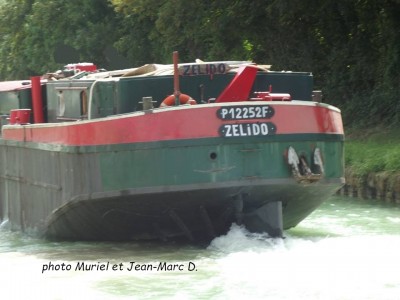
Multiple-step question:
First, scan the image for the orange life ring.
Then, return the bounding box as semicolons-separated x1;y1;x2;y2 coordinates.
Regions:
160;94;197;107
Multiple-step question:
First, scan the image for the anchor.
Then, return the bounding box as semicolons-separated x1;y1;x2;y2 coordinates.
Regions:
287;146;324;184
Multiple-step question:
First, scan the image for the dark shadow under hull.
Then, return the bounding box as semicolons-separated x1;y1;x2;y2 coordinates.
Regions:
44;179;343;242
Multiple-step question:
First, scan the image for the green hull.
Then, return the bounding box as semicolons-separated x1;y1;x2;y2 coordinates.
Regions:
0;134;344;241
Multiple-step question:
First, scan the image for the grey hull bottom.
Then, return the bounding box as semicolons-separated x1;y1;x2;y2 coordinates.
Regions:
41;180;342;242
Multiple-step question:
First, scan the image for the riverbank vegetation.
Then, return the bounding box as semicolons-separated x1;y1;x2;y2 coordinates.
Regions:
343;127;400;202
346;127;400;176
0;1;399;173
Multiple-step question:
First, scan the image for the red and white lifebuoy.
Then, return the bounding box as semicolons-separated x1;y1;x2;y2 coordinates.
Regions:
160;94;197;107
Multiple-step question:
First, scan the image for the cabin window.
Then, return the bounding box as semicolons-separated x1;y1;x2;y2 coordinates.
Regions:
80;90;88;118
57;91;65;116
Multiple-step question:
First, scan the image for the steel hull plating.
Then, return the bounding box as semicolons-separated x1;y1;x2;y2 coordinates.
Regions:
0;101;344;241
0;144;343;241
44;179;341;241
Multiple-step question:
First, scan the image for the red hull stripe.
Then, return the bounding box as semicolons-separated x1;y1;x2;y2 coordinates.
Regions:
2;102;344;146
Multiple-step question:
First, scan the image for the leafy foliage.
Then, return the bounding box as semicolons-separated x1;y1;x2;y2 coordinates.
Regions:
0;0;119;78
0;0;399;127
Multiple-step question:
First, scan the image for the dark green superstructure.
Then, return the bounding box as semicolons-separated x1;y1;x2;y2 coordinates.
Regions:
43;71;312;122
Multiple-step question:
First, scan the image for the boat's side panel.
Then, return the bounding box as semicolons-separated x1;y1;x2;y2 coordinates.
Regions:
45;81;92;122
116;72;313;111
96;136;343;190
0;102;344;240
0;133;343;238
0;89;32;114
0;84;48;124
0;143;102;233
1;103;343;145
42;71;313;121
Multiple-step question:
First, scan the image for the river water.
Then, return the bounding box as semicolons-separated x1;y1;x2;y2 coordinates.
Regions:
1;196;400;300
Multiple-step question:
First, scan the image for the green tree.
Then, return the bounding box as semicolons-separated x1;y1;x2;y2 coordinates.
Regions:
0;0;34;79
0;0;399;126
0;0;120;79
111;0;164;64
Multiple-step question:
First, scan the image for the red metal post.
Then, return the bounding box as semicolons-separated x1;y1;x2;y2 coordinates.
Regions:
30;76;45;123
173;51;180;106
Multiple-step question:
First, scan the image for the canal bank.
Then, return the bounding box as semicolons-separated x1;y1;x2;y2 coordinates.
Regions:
338;169;400;203
340;127;400;203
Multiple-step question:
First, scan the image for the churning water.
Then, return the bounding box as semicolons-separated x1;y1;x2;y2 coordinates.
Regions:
1;196;400;299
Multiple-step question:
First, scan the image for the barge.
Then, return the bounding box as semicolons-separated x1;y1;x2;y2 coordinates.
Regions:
0;53;344;241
